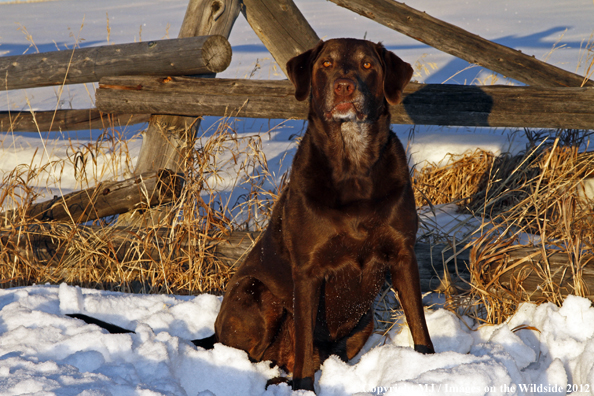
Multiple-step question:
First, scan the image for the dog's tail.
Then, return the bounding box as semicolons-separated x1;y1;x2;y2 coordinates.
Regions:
191;334;217;349
67;313;217;349
66;313;134;334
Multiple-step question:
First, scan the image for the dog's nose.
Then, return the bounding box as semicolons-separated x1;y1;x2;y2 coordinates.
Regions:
333;78;355;97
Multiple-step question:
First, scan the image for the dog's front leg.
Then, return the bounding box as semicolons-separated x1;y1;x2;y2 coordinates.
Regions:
391;248;435;354
292;270;322;391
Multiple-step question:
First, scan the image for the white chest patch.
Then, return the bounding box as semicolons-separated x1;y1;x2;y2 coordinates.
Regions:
340;122;369;165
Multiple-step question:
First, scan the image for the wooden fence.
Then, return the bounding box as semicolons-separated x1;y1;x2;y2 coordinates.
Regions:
1;0;593;293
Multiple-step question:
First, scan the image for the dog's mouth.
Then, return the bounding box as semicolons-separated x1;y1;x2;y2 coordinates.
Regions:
326;101;366;121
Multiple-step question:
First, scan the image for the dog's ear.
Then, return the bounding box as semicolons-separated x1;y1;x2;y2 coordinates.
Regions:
377;44;413;105
286;40;324;102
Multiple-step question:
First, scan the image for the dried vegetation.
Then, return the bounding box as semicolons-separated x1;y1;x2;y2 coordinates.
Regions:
1;118;286;295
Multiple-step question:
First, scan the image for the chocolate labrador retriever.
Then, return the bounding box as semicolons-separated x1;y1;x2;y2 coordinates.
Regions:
212;38;434;392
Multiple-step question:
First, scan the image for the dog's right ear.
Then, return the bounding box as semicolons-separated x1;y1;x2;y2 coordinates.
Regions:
286;40;324;102
375;43;413;106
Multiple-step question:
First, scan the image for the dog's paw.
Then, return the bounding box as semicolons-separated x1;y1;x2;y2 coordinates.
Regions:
266;376;292;389
414;344;435;354
292;377;315;391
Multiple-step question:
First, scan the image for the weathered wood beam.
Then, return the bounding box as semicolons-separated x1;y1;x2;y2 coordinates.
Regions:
0;36;231;91
240;0;319;76
328;0;593;88
1;169;184;225
95;76;594;130
0;109;149;133
0;226;258;270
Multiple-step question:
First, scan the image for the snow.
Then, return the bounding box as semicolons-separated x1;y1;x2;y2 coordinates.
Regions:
3;285;594;395
2;0;594;394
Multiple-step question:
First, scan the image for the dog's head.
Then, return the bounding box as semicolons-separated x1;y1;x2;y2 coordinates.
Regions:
286;38;413;122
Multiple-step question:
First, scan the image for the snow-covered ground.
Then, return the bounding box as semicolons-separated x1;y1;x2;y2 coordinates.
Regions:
2;284;594;396
2;0;594;394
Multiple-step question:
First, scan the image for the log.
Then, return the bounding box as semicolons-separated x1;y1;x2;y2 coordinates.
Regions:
487;247;594;302
0;109;149;133
0;226;468;294
0;36;232;91
240;0;319;76
1;169;184;224
328;0;593;88
0;226;258;271
95;76;594;130
116;0;240;228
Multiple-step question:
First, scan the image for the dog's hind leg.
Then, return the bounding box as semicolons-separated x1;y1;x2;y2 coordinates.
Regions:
215;276;285;362
316;307;374;363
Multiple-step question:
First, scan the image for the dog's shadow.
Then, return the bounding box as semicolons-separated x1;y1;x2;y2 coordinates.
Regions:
402;84;494;127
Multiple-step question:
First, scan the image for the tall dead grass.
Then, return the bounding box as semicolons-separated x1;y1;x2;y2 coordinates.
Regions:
0;117;288;295
453;139;593;324
413;149;495;208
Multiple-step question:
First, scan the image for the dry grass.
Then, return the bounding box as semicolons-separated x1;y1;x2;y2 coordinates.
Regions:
413;149;495;208
4;122;594;329
0;117;288;295
445;138;594;325
403;128;594;326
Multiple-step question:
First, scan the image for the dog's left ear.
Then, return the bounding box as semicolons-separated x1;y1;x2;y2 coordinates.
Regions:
286;40;324;101
376;43;413;105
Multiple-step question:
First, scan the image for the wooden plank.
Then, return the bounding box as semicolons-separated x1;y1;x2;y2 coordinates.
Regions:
328;0;593;88
0;36;231;91
0;109;149;132
1;169;184;224
0;226;256;270
95;76;594;130
240;0;319;76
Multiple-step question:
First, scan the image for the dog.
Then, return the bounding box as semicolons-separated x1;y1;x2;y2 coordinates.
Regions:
211;38;435;392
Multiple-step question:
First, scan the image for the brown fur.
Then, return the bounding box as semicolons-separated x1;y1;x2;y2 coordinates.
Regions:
214;38;434;392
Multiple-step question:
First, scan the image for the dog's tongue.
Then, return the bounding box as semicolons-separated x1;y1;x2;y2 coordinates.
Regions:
334;103;354;112
333;103;355;114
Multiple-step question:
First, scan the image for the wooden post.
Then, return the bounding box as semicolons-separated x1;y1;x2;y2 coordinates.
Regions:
328;0;593;88
117;0;240;227
134;0;240;175
240;0;319;76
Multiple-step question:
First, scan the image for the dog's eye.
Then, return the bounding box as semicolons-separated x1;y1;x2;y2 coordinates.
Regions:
362;62;372;69
322;61;332;68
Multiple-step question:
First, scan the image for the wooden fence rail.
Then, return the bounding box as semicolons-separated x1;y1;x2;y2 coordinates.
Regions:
1;169;183;225
95;76;594;130
329;0;593;88
0;109;149;133
0;35;231;91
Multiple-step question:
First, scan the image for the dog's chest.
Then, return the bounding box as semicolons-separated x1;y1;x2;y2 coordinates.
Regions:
340;122;369;165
